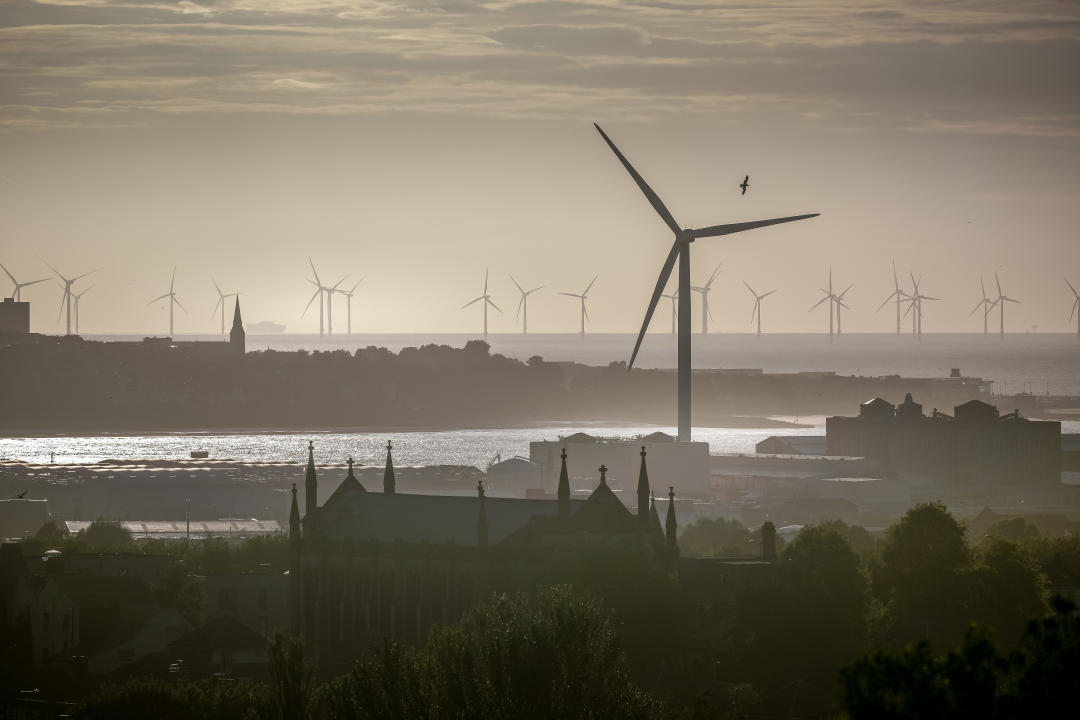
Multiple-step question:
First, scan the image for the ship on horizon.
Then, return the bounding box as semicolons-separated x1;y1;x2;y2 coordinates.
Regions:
247;320;286;335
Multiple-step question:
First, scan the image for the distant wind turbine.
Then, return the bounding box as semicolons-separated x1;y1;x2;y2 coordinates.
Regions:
149;266;186;337
42;259;98;336
594;122;818;442
903;272;939;340
0;263;49;302
211;276;238;336
991;272;1020;339
1068;278;1080;340
510;275;544;335
876;261;908;334
72;285;92;335
691;263;722;335
969;278;998;336
462;268;501;338
559;275;598;339
337;278;363;335
744;281;775;338
809;268;847;342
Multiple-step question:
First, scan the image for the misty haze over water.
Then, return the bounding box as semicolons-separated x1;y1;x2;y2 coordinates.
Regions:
87;332;1080;396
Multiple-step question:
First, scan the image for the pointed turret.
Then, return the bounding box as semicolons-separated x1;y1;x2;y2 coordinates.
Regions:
384;440;396;494
636;446;650;527
477;480;488;548
304;441;317;516
665;486;677;551
230;297;245;355
650;492;664;539
288;483;301;634
761;520;777;561
557;448;570;519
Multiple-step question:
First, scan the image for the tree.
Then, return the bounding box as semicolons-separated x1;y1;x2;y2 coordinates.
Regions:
265;634;314;720
75;677;261;720
970;540;1046;648
78;519;135;552
152;563;205;625
871;502;973;648
680;517;753;557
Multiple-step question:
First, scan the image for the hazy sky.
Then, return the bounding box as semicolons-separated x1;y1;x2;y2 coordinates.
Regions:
1;0;1079;335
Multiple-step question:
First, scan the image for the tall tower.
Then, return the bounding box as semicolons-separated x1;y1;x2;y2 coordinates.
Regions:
383;440;396;494
230;297;245;355
636;446;650;527
665;486;678;552
557;448;570;519
288;483;301;634
304;441;317;518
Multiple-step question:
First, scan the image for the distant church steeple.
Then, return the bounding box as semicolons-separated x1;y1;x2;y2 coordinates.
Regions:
288;483;301;633
637;446;650;526
557;448;570;518
305;441;317;516
230;297;245;355
477;480;488;548
384;440;396;494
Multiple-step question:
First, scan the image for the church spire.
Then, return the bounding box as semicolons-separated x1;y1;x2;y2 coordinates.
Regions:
477;480;488;548
230;297;245;354
665;486;677;551
304;440;317;515
288;483;301;634
557;448;570;518
637;446;650;526
289;483;301;544
650;491;663;538
384;440;396;494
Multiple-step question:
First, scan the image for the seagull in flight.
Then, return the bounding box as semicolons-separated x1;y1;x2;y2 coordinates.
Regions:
739;175;750;195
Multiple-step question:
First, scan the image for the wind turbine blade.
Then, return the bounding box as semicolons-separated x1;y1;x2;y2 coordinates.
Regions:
920;295;940;301
761;290;776;298
981;277;987;301
593;123;681;235
583;275;598;296
892;261;899;291
0;263;15;285
1005;297;1021;304
148;293;170;304
969;300;983;316
509;275;524;295
487;297;502;313
838;283;854;299
173;296;187;313
692;214;819;239
995;272;1002;298
23;278;50;288
57;290;67;323
1067;278;1077;296
515;296;523;322
212;297;222;318
528;286;545;294
484;268;489;296
876;293;896;313
583;302;590;323
706;263;721;288
707;300;713;321
558;292;580;298
308;257;321;286
349;280;362;293
838;300;851;310
461;296;484;309
330;275;349;291
169;266;176;293
629;239;680;370
1071;298;1078;322
903;303;914;319
40;258;67;283
211;276;222;295
809;294;830;311
743;281;756;297
302;287;321;316
750;301;758;323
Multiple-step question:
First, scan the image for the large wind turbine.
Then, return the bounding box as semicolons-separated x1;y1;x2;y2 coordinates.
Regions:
661;290;678;337
149;266;186;336
594;123;818;442
211;276;238;336
510;275;543;335
691;263;721;334
991;272;1020;339
72;285;92;335
559;275;598;338
42;259;97;336
1068;279;1080;340
876;261;908;334
0;263;48;302
744;282;775;338
969;278;997;336
302;258;342;336
462;268;501;337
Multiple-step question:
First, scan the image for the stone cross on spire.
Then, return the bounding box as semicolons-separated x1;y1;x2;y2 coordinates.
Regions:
557;448;570;519
599;465;608;486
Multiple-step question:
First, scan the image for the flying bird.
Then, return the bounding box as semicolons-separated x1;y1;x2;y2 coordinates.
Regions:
739;175;750;195
15;490;27;499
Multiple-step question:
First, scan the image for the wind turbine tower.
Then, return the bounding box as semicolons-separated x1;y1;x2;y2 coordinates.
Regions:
595;123;818;442
43;259;97;336
462;269;501;338
510;275;544;335
211;276;238;336
559;275;598;339
744;282;775;338
691;263;721;334
72;286;92;335
809;268;837;341
903;272;939;340
969;278;997;336
876;261;908;334
339;279;363;335
149;266;186;337
661;290;678;337
0;263;48;302
991;272;1020;339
